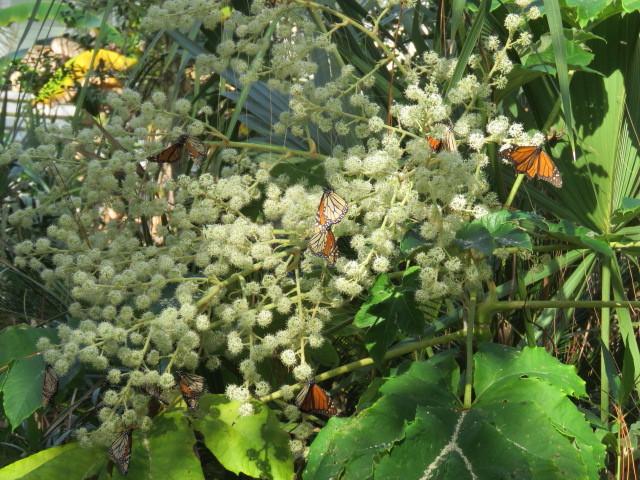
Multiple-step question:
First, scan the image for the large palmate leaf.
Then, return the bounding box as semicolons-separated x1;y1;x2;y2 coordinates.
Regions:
0;326;57;429
523;14;640;234
193;394;294;480
304;345;605;480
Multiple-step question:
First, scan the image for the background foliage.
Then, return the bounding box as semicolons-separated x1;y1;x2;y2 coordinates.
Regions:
0;0;640;479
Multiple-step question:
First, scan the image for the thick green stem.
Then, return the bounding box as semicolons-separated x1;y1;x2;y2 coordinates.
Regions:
259;331;464;402
504;174;525;208
600;257;611;424
464;291;477;409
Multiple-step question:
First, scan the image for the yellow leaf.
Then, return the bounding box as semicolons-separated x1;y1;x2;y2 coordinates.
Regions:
65;49;137;79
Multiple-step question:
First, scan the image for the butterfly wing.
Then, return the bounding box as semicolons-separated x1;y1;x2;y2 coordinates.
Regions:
323;229;338;265
502;146;539;178
109;430;132;475
185;137;206;159
178;372;206;409
502;146;562;188
442;128;457;152
428;129;456;153
295;383;311;409
308;225;328;256
535;150;563;188
42;365;58;406
317;189;348;227
296;383;337;417
148;141;184;163
427;136;442;153
308;225;339;265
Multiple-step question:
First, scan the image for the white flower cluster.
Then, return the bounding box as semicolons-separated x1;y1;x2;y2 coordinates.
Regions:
4;0;543;453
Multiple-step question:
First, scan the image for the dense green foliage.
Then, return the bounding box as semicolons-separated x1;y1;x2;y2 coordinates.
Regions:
1;0;640;479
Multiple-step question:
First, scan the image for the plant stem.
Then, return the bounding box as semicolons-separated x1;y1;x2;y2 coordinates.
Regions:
504;173;525;208
479;299;640;312
600;257;611;424
206;140;324;160
259;331;465;402
464;291;477;409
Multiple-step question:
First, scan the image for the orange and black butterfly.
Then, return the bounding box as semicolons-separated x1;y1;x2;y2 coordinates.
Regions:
308;224;338;265
148;135;206;163
295;382;338;417
109;430;133;475
177;371;206;410
42;365;58;406
500;142;562;188
316;188;348;229
427;128;457;153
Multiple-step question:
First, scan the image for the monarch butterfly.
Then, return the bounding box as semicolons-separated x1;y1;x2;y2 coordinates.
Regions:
148;135;206;163
308;224;338;265
42;365;58;406
500;144;562;188
427;128;457;153
109;430;133;475
177;371;206;410
295;382;338;417
139;384;169;405
316;188;348;229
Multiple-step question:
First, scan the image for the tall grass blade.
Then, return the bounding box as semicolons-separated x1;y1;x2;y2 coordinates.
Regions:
445;0;489;93
543;0;576;158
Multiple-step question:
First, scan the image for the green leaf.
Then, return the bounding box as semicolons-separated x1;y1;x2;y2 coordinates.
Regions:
478;210;533;249
611;259;640;398
355;267;425;362
307;340;340;368
524;37;595;70
446;0;489;93
535;253;597;337
473;343;586;398
600;338;623;406
193;394;293;480
622;0;640;12
455;223;494;256
305;348;604;479
0;2;71;27
620;343;636;407
399;229;426;254
566;0;612;24
0;326;56;366
543;0;576;155
611;197;640;226
543;220;613;257
117;411;203;479
2;356;45;430
0;442;104;479
354;274;394;328
524;15;640;234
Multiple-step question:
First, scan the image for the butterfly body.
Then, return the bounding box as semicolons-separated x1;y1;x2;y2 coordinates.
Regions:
109;430;133;475
295;382;337;417
500;144;562;188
